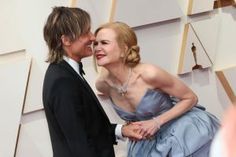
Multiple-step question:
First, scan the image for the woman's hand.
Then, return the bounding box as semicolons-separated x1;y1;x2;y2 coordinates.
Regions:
132;118;161;139
121;123;143;141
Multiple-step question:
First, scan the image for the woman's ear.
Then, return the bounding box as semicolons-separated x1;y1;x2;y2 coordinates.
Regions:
120;53;125;58
61;35;71;46
124;45;128;53
121;45;128;58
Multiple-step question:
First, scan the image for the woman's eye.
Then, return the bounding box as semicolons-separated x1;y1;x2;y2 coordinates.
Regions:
93;42;98;46
93;40;109;47
101;41;108;45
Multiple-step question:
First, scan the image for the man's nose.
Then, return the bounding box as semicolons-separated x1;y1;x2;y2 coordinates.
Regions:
89;32;95;41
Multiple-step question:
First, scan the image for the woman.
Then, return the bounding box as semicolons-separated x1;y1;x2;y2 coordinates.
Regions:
94;21;220;157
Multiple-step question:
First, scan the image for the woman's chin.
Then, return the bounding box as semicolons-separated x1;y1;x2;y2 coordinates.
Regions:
97;63;105;67
96;60;106;66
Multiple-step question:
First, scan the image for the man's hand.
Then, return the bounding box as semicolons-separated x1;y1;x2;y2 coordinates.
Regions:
121;123;143;141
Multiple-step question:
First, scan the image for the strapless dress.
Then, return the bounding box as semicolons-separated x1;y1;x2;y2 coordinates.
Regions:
111;89;220;157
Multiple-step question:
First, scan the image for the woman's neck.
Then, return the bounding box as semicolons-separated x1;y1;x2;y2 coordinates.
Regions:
107;64;131;85
106;64;132;97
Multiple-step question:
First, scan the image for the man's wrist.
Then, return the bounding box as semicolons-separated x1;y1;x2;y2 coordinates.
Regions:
115;124;126;141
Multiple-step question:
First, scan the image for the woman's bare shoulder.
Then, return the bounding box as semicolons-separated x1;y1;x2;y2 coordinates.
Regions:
136;63;173;88
136;63;164;79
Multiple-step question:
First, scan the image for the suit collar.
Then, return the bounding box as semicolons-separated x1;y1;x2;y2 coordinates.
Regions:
63;56;83;78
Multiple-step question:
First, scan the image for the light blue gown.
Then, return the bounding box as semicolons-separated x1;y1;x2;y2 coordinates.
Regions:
111;89;220;157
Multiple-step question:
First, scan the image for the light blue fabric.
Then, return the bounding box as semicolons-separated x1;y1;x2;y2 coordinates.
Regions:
111;89;220;157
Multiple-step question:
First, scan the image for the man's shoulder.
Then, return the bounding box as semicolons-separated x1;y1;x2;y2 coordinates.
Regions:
46;61;71;74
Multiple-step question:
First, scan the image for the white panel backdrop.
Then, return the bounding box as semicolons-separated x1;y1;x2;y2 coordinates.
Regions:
0;51;31;157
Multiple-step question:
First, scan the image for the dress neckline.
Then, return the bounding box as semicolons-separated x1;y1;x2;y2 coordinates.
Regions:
110;89;163;114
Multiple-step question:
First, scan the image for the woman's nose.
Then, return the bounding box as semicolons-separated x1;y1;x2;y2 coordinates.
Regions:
93;43;101;51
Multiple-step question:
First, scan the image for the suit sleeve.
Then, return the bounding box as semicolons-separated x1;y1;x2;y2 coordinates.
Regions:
52;78;96;157
111;123;118;144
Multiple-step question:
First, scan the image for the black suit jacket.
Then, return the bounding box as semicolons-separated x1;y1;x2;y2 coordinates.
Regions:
43;60;117;157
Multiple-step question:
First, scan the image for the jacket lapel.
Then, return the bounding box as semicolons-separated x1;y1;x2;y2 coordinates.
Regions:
59;61;110;120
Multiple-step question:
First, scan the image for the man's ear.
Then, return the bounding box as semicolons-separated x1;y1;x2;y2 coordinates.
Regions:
61;35;71;46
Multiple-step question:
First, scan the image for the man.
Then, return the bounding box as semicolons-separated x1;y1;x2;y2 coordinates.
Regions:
42;6;142;157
